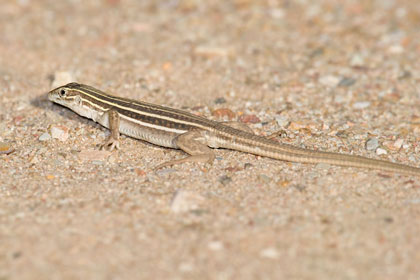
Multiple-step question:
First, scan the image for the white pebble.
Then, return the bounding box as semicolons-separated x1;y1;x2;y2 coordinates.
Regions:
275;115;289;127
208;241;224;251
376;148;388;155
38;132;51;141
319;75;340;87
260;247;279;259
170;190;205;214
270;8;285;19
352;101;371;109
350;53;365;67
365;138;379;151
393;139;404;149
178;262;194;272
388;45;404;54
49;125;69;141
51;71;75;88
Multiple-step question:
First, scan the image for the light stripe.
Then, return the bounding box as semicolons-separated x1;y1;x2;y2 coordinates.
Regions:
119;114;188;134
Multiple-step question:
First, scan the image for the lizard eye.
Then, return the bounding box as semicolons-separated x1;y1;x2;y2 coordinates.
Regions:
59;89;67;97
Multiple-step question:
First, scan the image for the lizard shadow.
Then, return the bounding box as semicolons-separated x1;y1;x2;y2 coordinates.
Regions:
31;92;94;125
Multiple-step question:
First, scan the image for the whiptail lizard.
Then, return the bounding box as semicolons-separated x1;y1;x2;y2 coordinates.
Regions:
48;82;420;176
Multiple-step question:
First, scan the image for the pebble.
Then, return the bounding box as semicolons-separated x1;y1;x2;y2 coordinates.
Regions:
383;139;404;151
376;148;388;155
349;54;365;67
293;184;307;192
38;132;51;141
388;45;404;54
51;71;75;88
130;22;152;33
224;166;242;172
405;199;420;204
319;75;340;87
288;121;307;131
260;247;279;259
212;108;235;120
259;174;271;183
214;97;227;105
275;115;289;127
218;175;232;185
194;46;232;57
0;142;14;154
207;241;224;251
178;262;195;272
277;180;290;188
78;149;111;161
155;168;177;175
338;77;356;87
352;101;371;109
365;138;379;151
244;163;253;169
170;190;205;214
49;125;69;141
162;62;172;71
135;169;147;176
239;114;261;124
393;139;404;149
270;8;285;19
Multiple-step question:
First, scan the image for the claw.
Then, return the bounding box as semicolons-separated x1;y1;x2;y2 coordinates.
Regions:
100;137;120;151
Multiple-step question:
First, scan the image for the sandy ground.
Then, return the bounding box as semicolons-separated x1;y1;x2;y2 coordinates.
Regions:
1;0;420;279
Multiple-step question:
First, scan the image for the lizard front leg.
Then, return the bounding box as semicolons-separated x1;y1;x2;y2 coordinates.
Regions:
100;110;121;151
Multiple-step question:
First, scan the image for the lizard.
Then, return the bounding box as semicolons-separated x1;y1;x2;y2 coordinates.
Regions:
47;82;420;176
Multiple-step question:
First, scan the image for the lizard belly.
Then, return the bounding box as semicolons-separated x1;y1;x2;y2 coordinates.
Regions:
118;118;181;148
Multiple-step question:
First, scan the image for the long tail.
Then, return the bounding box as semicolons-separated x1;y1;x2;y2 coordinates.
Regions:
218;126;420;176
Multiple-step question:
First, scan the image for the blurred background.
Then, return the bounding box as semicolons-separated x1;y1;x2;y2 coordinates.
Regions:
2;0;419;105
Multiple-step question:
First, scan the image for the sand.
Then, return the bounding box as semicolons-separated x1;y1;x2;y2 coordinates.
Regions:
1;1;420;279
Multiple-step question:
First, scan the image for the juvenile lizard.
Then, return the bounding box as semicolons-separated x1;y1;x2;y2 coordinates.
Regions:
48;83;420;176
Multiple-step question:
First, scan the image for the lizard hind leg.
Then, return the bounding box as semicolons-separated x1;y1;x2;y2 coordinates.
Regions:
154;130;215;170
222;121;255;134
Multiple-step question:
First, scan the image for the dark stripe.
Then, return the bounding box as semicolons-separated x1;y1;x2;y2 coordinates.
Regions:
116;106;197;130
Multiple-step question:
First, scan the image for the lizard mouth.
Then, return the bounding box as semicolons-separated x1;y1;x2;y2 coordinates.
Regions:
47;91;57;101
47;90;63;105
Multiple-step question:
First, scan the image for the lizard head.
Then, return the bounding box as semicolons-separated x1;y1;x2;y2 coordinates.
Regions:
48;82;106;120
48;82;83;108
